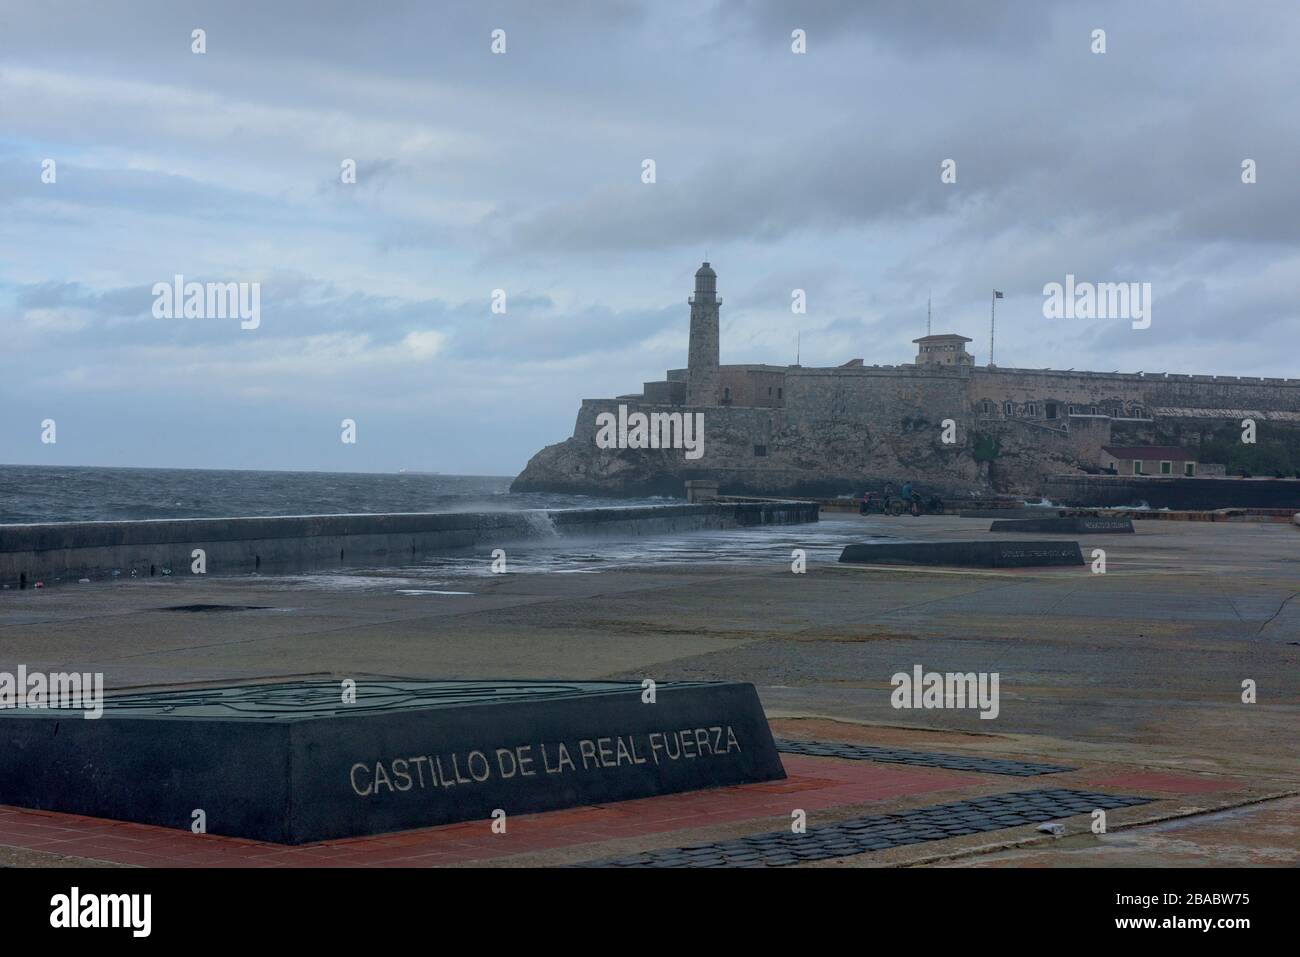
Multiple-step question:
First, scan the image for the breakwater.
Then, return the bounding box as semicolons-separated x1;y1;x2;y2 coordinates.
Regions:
1041;475;1300;510
0;502;818;589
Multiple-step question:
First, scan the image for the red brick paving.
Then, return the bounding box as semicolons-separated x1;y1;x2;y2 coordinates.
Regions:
1081;771;1242;794
0;754;979;867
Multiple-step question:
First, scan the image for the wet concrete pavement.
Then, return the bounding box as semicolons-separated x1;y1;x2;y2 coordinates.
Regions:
0;514;1295;866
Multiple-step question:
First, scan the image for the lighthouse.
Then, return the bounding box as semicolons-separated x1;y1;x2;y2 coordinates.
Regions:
686;262;721;406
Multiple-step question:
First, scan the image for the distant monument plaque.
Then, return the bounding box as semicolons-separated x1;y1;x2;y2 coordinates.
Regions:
0;679;786;844
839;540;1085;568
989;516;1134;534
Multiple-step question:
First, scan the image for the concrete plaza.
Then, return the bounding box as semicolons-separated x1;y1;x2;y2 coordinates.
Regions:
0;515;1296;866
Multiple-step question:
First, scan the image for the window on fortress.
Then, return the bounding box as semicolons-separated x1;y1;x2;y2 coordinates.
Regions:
753;444;767;457
1185;462;1196;476
1161;461;1172;475
1004;401;1013;416
777;388;783;400
1133;460;1143;475
1026;404;1037;417
980;400;995;415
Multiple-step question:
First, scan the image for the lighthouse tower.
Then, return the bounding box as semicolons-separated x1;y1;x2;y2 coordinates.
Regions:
686;262;721;406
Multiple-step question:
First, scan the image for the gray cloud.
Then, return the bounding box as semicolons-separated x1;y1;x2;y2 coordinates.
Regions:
719;0;1070;52
1;0;1296;472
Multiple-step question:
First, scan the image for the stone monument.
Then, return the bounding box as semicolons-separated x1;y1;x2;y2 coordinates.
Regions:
0;678;786;843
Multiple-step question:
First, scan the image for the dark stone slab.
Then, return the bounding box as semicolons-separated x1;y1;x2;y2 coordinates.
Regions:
0;678;785;844
773;738;1075;776
581;788;1154;867
1042;474;1300;510
989;516;1135;534
838;540;1084;568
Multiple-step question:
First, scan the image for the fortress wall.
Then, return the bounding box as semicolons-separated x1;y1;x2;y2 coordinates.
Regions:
632;363;1300;424
782;367;970;432
970;368;1300;413
1141;376;1300;411
642;380;685;404
573;398;781;471
545;362;1300;499
531;398;824;496
520;257;1300;498
977;414;1110;460
970;369;1143;413
1061;416;1111;463
719;367;785;408
772;363;1300;433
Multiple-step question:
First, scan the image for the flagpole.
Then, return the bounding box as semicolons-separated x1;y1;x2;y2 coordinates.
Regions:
989;291;995;367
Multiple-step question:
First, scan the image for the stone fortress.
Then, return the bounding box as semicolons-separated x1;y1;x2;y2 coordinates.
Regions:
513;263;1300;498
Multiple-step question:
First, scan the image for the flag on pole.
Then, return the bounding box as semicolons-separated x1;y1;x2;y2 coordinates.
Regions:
990;291;1002;367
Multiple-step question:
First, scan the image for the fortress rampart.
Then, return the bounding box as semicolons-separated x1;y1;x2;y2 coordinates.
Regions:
514;263;1299;498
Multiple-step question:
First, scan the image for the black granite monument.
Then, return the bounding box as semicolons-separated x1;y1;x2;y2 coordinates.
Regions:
0;678;786;843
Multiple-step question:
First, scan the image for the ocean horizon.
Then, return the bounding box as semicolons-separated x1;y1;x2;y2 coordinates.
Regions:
0;464;668;525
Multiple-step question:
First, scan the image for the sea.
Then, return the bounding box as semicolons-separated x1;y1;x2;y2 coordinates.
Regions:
0;464;879;580
0;465;642;525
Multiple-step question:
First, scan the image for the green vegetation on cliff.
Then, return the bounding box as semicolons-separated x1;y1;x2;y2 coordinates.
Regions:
1143;423;1300;477
972;432;1002;463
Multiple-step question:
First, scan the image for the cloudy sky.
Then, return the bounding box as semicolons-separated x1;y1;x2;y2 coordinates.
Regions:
2;1;1297;475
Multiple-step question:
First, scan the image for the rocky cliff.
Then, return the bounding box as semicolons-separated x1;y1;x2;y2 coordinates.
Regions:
512;403;1089;499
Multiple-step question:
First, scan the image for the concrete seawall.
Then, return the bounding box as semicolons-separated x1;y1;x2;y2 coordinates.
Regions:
0;502;819;589
1042;475;1300;510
